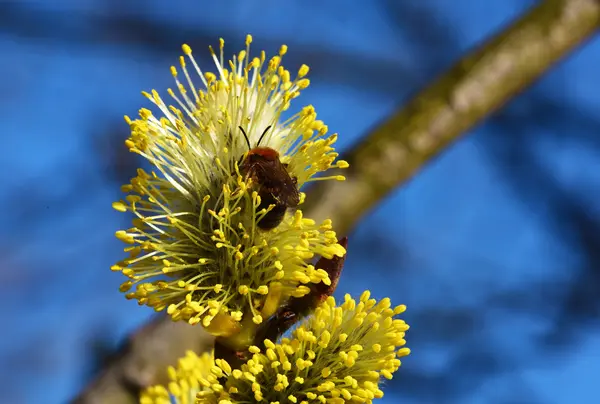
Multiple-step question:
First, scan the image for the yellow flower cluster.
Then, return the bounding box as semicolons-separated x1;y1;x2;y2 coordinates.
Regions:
114;36;410;404
141;293;410;404
112;36;348;332
141;351;214;404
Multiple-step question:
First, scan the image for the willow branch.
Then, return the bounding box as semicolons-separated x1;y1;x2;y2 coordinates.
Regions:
73;1;600;402
304;0;600;234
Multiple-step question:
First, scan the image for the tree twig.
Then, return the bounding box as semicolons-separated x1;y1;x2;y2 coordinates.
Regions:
74;1;600;402
304;0;600;234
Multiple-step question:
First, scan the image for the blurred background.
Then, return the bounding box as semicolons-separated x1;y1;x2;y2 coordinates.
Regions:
2;0;600;403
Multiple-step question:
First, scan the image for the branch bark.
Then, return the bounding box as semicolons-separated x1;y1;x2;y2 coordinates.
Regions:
74;1;600;402
304;0;600;234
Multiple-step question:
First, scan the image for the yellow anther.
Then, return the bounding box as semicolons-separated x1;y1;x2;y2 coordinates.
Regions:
298;64;310;77
205;72;216;83
115;230;135;244
296;78;310;89
112;201;127;212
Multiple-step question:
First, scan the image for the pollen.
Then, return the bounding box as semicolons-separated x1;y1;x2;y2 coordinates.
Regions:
113;36;348;340
141;295;409;403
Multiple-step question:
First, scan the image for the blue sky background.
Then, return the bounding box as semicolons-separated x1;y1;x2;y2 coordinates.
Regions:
1;0;600;403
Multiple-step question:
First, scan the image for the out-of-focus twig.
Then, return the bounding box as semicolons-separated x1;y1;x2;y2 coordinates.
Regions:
72;320;213;404
304;0;600;235
73;1;600;402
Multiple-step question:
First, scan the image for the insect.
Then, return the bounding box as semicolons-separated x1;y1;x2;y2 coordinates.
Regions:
238;125;300;230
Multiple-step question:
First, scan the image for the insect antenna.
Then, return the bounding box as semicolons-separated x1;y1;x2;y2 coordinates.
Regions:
238;126;252;151
256;125;272;147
